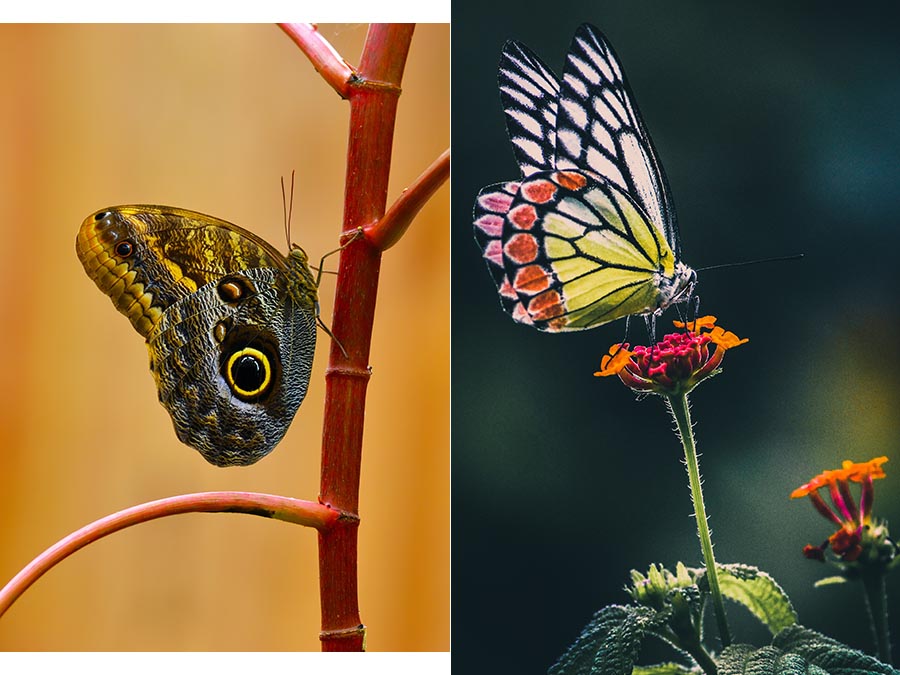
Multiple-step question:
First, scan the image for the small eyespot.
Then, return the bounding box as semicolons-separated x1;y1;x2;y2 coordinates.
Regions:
114;240;134;258
213;320;230;344
216;275;255;305
94;211;111;221
217;279;244;303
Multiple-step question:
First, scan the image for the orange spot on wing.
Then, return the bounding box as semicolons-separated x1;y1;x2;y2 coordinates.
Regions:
555;171;587;191
509;203;537;230
504;233;538;264
528;289;565;321
521;180;557;204
513;265;551;295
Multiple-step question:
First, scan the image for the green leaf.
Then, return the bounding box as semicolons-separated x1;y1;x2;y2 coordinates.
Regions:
716;624;899;675
633;663;700;675
812;576;847;588
548;605;672;675
717;644;829;674
715;563;798;634
773;625;899;674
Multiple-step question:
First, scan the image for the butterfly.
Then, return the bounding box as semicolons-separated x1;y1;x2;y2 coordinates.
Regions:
76;205;318;467
473;23;696;333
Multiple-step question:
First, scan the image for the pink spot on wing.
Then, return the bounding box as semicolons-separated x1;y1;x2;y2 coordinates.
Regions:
512;302;534;325
499;275;517;299
483;240;503;266
479;190;514;214
474;214;504;237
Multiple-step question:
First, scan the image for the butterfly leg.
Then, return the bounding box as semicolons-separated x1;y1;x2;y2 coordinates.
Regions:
643;314;658;344
313;228;364;288
311;229;364;359
316;313;349;359
606;315;633;361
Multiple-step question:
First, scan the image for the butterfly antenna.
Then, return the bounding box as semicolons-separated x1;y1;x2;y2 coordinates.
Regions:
281;170;296;249
696;253;803;273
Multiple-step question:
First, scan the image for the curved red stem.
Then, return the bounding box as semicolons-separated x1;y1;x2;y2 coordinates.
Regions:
278;23;356;98
365;148;450;251
0;492;340;618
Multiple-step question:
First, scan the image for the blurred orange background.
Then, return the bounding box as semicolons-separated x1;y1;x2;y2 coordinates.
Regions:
0;24;448;650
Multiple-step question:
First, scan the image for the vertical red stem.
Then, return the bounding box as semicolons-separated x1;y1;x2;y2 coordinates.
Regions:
317;24;414;652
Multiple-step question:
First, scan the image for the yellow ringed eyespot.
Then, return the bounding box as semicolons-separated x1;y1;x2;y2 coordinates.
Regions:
226;347;271;397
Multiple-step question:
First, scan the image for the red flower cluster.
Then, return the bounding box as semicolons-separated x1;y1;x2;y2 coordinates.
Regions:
595;316;747;396
791;457;889;562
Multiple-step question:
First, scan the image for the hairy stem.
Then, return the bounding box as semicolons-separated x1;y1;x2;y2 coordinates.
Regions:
667;392;732;648
662;623;718;675
862;571;892;664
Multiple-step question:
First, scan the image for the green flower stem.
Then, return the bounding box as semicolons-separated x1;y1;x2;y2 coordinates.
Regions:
862;571;892;665
667;392;732;648
659;624;718;675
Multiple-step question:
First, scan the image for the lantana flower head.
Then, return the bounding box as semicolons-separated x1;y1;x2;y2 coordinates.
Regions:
595;316;747;396
791;457;893;565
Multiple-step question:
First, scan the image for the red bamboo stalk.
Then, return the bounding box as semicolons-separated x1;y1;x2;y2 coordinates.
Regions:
317;24;415;652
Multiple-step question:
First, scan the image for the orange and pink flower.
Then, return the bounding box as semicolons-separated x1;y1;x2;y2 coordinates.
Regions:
791;457;889;562
595;316;747;396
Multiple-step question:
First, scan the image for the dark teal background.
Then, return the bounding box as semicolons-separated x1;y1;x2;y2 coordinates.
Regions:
452;3;900;672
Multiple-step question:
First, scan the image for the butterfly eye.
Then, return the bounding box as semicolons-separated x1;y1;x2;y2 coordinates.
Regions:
226;347;272;399
114;240;134;258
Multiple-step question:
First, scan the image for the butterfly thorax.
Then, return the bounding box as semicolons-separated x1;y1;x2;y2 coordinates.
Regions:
655;261;696;313
284;246;318;313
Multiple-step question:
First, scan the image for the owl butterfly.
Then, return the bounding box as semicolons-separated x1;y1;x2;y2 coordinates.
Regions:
473;24;696;333
76;206;318;467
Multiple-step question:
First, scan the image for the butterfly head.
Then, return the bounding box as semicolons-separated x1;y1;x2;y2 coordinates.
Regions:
656;262;697;315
